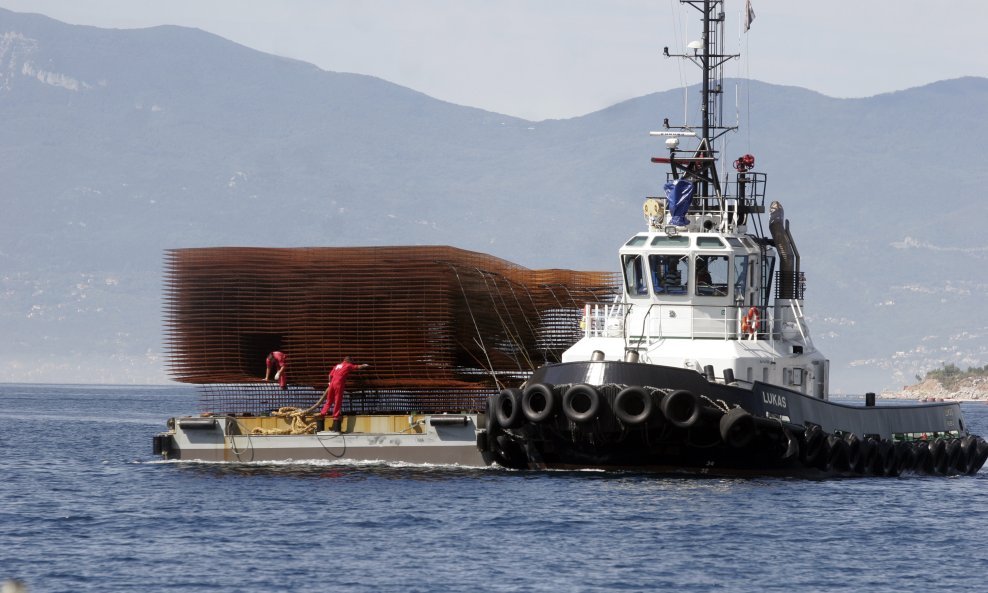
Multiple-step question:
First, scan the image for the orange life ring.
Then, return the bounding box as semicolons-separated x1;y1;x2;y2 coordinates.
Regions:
741;307;759;333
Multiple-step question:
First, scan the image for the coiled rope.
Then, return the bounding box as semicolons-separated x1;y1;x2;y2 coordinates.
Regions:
250;407;318;435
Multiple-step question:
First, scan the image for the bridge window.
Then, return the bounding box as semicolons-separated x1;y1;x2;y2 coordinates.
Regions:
622;254;649;298
697;237;725;248
649;254;688;295
734;255;749;298
695;255;729;297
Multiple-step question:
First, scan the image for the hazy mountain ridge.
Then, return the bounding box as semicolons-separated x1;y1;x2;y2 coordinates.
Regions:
1;8;985;390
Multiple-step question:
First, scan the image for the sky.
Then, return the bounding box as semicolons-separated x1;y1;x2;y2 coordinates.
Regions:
1;0;987;121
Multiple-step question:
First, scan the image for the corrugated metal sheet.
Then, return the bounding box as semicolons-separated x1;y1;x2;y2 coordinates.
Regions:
164;246;618;414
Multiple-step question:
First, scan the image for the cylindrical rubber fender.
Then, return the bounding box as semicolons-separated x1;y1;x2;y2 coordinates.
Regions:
871;439;896;476
494;388;524;430
944;438;962;474
780;428;800;460
912;441;932;474
521;383;556;424
855;437;878;474
719;407;756;448
801;425;827;467
894;441;916;474
613;386;654;426
826;435;851;472
562;384;601;424
968;437;988;475
844;434;862;469
929;438;948;474
957;435;979;474
660;390;701;428
494;434;526;469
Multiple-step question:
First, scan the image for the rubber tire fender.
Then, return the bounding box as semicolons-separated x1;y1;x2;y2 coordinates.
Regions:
856;437;878;474
660;389;701;428
969;438;988;475
521;383;556;424
801;425;826;467
826;435;851;473
494;388;524;430
957;435;979;474
719;407;756;448
872;440;896;476
912;440;932;474
929;438;948;474
562;384;601;424
613;386;653;426
844;433;862;470
894;441;916;474
944;438;962;474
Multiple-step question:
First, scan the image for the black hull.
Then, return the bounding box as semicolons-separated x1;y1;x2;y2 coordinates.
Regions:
481;361;988;477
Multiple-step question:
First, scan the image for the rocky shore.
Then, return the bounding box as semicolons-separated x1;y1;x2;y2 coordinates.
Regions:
881;376;988;402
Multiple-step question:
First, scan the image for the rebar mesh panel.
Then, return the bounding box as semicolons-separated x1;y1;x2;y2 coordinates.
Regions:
165;246;618;414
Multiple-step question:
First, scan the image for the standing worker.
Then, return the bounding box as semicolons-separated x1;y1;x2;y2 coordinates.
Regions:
320;356;370;433
264;351;288;390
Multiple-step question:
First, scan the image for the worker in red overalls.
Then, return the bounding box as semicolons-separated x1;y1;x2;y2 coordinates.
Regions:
319;356;370;432
264;351;288;390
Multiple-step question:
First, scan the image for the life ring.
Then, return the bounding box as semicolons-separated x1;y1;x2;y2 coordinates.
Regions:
522;383;556;424
494;388;523;429
660;389;700;428
741;307;759;334
562;384;601;424
613;386;653;425
719;407;756;448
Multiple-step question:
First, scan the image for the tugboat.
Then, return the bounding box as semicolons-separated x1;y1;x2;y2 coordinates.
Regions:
156;0;987;476
480;0;988;476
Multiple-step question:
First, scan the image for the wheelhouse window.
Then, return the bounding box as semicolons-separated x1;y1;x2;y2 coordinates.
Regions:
734;255;749;300
695;255;729;297
622;254;649;298
649;254;688;295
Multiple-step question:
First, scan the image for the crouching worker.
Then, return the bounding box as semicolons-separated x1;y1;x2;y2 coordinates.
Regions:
319;356;370;433
264;351;288;390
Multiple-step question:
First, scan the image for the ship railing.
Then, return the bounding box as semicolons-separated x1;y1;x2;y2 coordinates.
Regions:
583;302;776;342
661;170;767;236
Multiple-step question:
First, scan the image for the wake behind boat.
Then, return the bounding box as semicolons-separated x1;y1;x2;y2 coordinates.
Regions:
155;0;988;477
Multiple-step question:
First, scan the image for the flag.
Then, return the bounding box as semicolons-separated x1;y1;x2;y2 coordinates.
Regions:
744;0;755;32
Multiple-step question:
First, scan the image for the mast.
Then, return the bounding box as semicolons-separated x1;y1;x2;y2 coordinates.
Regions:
654;0;765;237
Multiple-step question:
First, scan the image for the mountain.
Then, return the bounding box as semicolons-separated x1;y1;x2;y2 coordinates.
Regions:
1;8;986;391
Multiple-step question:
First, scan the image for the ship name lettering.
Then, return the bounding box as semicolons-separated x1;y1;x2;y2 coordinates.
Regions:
762;392;788;408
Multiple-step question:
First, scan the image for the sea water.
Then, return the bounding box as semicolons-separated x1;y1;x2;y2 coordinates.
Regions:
2;383;987;593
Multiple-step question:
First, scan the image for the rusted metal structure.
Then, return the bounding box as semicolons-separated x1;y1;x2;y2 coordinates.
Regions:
164;246;618;414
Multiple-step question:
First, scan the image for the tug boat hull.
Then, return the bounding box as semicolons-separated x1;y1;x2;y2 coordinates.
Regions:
479;362;988;477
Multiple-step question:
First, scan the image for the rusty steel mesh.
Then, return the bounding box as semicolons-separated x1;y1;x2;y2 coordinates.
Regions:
164;246;618;414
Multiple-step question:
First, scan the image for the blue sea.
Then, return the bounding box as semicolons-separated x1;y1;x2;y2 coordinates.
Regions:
2;384;988;593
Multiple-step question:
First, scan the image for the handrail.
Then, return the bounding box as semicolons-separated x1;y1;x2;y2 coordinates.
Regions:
582;302;771;341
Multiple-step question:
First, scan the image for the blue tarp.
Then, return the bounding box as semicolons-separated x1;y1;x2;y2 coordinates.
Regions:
664;179;694;226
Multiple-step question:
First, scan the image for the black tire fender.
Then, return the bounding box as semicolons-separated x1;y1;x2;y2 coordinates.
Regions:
719;407;756;448
660;389;700;428
494;388;523;430
562;384;601;424
613;386;653;425
521;383;556;424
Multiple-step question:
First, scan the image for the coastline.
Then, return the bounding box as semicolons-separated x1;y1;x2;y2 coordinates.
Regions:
880;376;988;403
